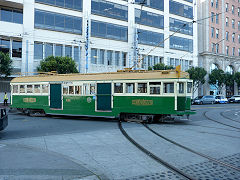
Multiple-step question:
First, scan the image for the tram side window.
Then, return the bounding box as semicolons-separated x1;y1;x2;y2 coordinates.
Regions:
150;82;161;94
83;84;89;95
138;83;147;93
114;83;123;93
90;84;96;94
75;86;82;95
34;85;41;93
27;85;33;93
13;85;19;93
179;82;184;94
42;85;49;93
164;83;174;93
20;85;25;93
126;83;135;93
69;86;74;94
187;82;192;93
63;86;68;95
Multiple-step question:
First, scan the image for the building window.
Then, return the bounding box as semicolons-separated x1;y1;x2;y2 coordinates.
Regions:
100;49;105;64
12;40;22;58
45;43;53;58
238;35;240;44
232;33;235;42
0;7;23;24
216;29;219;38
226;3;228;12
35;10;82;34
169;18;193;35
226;31;229;40
135;9;164;29
34;42;43;59
211;0;214;7
0;39;10;54
216;0;218;8
122;52;127;66
211;27;215;38
55;44;63;57
216;14;219;24
170;36;193;52
232;47;235;56
35;0;82;11
211;12;215;23
226;17;229;26
65;46;72;57
211;43;215;52
115;51;120;66
232;19;235;28
216;43;219;53
169;0;193;19
91;20;128;42
74;47;80;63
91;0;128;21
107;50;113;65
138;29;164;47
135;0;164;11
91;48;97;64
238;21;240;30
226;46;229;55
232;5;235;14
238;8;240;17
238;48;240;56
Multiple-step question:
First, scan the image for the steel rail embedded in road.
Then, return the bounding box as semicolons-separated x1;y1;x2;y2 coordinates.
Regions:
204;111;240;130
220;111;240;124
118;121;196;180
143;124;240;172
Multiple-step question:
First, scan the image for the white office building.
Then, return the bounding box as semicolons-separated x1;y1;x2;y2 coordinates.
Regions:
0;0;198;76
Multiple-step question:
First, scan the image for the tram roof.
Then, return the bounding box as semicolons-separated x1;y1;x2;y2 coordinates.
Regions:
11;69;189;83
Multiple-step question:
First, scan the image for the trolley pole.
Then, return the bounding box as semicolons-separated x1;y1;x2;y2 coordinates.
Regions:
85;19;89;73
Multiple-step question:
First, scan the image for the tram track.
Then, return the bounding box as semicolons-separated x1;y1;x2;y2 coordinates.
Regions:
220;111;240;123
143;124;240;172
203;111;240;130
118;121;196;180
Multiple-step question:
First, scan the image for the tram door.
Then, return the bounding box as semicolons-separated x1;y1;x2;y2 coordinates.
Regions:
50;84;62;109
97;83;112;111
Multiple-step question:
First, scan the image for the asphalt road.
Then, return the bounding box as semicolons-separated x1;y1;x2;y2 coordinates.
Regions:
0;103;240;180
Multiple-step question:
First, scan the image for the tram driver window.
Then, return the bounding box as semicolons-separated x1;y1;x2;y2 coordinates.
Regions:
63;86;68;95
34;85;41;93
27;85;33;93
138;83;147;93
164;83;174;93
126;83;135;93
114;83;123;93
69;86;74;94
178;82;184;94
20;85;25;93
150;82;161;94
187;82;192;93
13;85;19;93
42;85;49;94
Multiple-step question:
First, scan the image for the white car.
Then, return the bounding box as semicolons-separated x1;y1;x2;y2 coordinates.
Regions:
228;95;240;103
215;95;228;104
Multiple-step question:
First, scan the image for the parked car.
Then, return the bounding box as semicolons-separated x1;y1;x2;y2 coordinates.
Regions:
215;95;228;104
192;96;203;104
193;95;215;105
228;95;240;103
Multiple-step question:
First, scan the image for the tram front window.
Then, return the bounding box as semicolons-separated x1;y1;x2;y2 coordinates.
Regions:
187;82;192;93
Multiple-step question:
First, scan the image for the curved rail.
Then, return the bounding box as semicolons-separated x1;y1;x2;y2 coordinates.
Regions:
118;121;196;180
204;111;240;130
220;111;240;124
143;124;240;172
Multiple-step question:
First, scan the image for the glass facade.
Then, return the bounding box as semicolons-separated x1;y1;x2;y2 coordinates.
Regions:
91;0;128;21
12;40;22;58
65;46;72;57
0;39;10;54
135;9;164;29
55;44;63;57
91;48;97;64
35;10;82;34
45;43;53;58
0;7;23;24
170;36;193;52
135;0;164;11
34;42;43;59
169;18;193;35
36;0;82;11
91;20;128;42
138;29;164;47
169;0;193;19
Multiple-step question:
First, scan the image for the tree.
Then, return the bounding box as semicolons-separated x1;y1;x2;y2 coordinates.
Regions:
224;73;234;87
149;63;174;70
37;56;78;74
187;67;207;93
208;69;225;93
0;52;12;77
234;72;240;87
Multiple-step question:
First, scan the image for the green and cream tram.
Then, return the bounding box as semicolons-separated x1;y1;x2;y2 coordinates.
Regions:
10;68;195;122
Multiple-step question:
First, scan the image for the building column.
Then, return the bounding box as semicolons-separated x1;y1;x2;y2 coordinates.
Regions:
128;0;135;68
